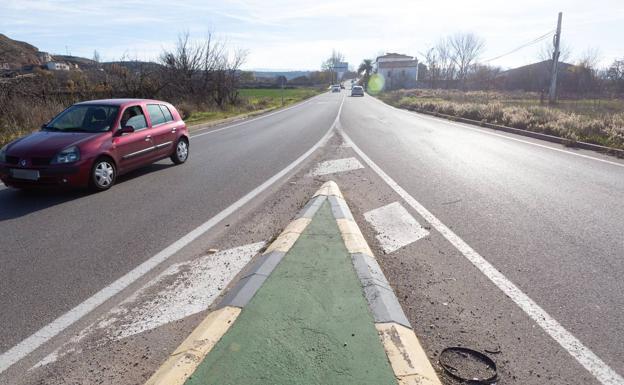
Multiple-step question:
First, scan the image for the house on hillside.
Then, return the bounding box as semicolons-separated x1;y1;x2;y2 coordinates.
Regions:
375;53;419;90
45;62;70;71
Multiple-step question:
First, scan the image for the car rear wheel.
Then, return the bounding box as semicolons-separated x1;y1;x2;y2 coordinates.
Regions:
90;157;116;192
171;138;189;164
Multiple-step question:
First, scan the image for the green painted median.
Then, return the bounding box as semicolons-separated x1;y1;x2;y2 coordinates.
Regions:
186;202;397;385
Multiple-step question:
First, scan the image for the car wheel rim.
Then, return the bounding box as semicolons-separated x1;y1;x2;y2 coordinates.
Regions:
177;141;188;161
94;161;114;187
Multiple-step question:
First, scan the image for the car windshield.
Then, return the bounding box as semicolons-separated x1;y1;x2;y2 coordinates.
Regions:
45;105;119;133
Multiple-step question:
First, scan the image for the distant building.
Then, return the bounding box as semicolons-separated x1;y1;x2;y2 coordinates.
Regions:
37;51;52;63
45;62;70;71
333;62;348;82
0;63;10;70
496;60;575;92
375;53;419;90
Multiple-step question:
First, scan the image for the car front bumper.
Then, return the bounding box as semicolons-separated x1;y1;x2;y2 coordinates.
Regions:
0;160;91;189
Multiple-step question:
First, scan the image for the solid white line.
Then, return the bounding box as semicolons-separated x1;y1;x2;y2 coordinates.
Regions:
0;93;345;375
367;95;624;169
189;93;325;139
340;128;624;385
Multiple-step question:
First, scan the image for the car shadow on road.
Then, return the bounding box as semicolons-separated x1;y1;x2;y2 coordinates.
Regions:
0;162;176;221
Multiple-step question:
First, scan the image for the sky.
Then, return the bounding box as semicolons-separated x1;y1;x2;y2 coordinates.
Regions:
1;0;623;71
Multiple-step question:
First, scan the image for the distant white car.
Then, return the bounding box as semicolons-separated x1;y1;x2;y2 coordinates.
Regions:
331;85;341;93
351;85;364;96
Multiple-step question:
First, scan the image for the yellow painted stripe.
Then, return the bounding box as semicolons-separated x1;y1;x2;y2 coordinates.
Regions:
144;306;241;385
312;180;344;198
375;322;442;385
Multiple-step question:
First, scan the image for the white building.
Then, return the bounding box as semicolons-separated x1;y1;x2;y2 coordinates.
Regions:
375;53;419;90
45;62;70;71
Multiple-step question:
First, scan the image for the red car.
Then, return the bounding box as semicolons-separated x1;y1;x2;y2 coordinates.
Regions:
0;99;189;191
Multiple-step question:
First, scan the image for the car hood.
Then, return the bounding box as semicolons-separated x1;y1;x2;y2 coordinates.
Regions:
6;131;100;158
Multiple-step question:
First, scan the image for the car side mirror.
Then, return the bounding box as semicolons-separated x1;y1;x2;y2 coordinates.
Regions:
118;125;135;135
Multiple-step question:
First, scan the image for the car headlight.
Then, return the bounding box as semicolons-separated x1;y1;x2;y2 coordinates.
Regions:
51;145;80;164
0;144;7;163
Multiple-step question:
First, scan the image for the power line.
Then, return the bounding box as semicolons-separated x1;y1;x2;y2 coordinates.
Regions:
482;30;555;63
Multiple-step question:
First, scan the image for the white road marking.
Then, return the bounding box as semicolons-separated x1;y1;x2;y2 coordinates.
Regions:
190;93;323;139
33;242;265;368
340;128;624;385
367;95;624;169
363;202;429;254
310;157;364;176
0;93;345;375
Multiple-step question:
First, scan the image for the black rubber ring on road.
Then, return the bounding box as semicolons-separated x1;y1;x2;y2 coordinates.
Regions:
439;347;498;384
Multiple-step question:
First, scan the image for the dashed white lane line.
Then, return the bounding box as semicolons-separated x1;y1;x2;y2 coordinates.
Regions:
0;94;345;375
310;157;364;176
33;242;265;368
364;202;429;254
340;128;624;385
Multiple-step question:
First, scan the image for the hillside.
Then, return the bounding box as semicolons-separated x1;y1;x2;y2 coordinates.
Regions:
52;55;98;68
0;34;42;68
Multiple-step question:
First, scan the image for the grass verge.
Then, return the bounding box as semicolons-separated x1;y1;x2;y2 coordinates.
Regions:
379;89;624;150
185;88;322;126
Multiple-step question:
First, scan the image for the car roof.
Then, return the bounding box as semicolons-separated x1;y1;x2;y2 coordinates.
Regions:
74;99;171;108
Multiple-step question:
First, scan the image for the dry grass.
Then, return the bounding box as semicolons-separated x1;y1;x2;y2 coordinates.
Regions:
0;87;323;146
380;89;624;149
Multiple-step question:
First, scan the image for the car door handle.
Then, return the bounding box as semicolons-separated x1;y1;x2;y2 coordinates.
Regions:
145;135;152;142
171;127;177;133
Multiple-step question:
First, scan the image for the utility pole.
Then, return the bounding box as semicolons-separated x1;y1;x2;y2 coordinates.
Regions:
548;12;563;105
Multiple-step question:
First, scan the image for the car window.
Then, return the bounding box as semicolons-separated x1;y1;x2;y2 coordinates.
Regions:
159;105;174;122
147;104;166;126
120;105;148;130
47;105;118;133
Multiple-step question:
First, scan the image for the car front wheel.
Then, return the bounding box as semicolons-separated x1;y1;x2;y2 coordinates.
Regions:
90;157;116;192
171;138;189;164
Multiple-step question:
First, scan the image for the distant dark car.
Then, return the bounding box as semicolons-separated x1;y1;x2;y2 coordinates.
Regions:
340;84;345;89
351;86;364;97
0;99;189;191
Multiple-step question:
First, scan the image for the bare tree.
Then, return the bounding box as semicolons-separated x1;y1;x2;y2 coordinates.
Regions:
538;41;572;63
448;32;485;88
321;49;345;84
421;47;441;88
606;58;624;94
435;38;456;86
322;49;345;71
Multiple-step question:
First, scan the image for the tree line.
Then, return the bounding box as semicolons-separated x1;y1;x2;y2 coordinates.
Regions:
356;32;624;98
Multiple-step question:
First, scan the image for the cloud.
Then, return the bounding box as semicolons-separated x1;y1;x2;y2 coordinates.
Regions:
1;0;622;68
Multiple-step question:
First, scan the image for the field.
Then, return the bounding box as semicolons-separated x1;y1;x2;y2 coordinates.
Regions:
185;88;322;125
379;89;624;149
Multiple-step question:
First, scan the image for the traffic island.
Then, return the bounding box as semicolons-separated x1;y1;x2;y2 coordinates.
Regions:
145;181;441;385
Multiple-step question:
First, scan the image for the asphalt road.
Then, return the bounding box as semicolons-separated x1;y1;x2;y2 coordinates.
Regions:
2;87;624;384
340;94;624;382
0;92;341;353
